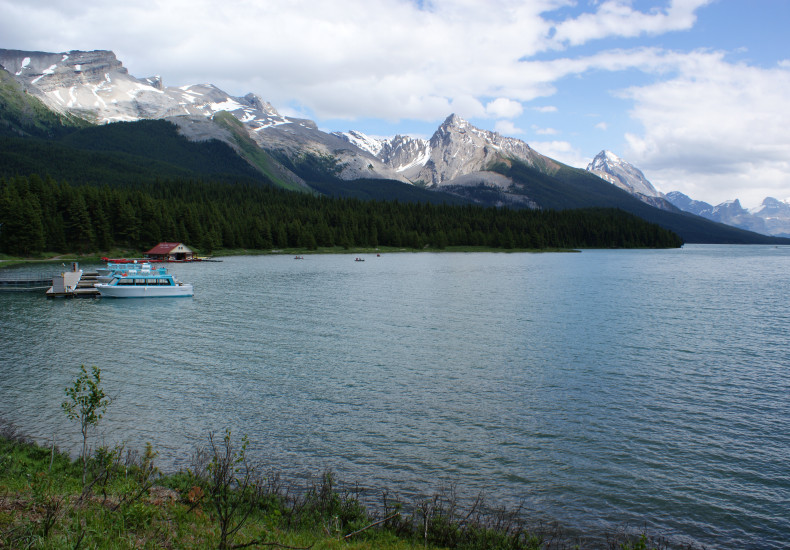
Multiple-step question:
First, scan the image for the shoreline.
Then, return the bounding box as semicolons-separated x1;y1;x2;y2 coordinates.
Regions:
0;419;698;550
0;245;581;268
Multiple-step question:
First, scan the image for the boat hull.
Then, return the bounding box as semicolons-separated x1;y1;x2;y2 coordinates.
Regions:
95;283;194;298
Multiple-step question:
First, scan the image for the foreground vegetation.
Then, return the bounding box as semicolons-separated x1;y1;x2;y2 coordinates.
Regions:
1;424;556;549
0;174;683;257
2;428;688;550
0;367;696;550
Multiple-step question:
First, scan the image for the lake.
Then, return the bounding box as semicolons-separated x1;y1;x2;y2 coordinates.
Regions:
1;245;788;548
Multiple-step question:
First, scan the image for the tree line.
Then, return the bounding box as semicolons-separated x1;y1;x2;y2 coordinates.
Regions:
0;174;683;256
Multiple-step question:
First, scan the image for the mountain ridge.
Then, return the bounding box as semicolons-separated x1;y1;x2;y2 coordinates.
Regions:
583;148;790;237
665;191;790;237
2;47;788;245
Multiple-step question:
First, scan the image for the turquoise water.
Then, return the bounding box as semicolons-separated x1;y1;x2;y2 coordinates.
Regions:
1;245;788;547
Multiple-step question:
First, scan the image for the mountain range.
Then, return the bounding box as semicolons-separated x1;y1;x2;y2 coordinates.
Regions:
586;150;790;238
664;193;790;238
1;47;787;244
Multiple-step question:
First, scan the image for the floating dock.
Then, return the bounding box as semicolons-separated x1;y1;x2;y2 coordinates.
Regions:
45;263;100;298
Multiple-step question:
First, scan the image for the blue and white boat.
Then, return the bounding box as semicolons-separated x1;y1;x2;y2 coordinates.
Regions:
96;261;156;284
94;264;193;298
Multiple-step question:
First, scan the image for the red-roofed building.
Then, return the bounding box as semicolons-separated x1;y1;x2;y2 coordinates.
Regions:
145;242;195;262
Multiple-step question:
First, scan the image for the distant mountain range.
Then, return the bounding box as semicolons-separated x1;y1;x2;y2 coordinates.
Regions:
663;193;790;238
1;47;787;245
585;150;790;238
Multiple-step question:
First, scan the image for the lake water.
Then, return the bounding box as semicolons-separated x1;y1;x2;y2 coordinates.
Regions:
1;245;788;548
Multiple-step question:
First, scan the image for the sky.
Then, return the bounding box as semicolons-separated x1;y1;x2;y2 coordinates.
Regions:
2;0;789;208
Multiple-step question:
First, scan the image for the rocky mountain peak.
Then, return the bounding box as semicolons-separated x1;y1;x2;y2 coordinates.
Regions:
242;93;279;116
751;196;790;215
379;134;430;176
145;76;164;90
0;49;127;93
417;115;540;186
433;113;476;143
588;150;621;171
665;191;713;215
586;150;679;211
439;113;467;129
587;150;663;199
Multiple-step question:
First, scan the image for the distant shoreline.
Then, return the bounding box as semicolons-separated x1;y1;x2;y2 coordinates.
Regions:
0;246;582;268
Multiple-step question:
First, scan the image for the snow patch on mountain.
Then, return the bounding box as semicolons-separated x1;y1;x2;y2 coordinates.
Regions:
333;130;385;157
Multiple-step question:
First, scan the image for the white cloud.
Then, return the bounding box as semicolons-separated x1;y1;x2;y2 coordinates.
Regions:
494;120;525;135
595;122;608;130
0;0;710;123
485;98;524;119
0;0;561;122
620;54;790;207
533;125;559;135
552;0;713;46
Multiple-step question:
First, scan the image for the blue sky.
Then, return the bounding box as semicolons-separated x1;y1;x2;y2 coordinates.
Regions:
2;0;789;207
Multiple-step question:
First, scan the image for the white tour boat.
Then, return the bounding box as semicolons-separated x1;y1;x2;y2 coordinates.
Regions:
94;265;193;298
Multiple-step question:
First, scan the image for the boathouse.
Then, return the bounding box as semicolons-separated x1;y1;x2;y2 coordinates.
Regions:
145;242;195;262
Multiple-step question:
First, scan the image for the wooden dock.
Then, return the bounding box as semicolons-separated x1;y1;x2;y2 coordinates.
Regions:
45;265;100;298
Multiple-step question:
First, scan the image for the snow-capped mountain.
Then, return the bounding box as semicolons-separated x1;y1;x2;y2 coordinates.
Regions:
0;48;406;182
5;47;789;243
335;114;551;188
6;47;788;238
0;48;579;199
664;191;714;217
418;114;548;186
666;192;790;237
332;131;433;180
585;150;790;236
3;48;550;188
749;197;790;236
709;199;767;234
586;150;675;211
0;49;291;127
587;149;790;236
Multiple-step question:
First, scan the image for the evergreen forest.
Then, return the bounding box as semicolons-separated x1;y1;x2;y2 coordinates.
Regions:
0;174;683;257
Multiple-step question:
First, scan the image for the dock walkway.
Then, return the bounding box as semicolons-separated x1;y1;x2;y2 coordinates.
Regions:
45;264;100;298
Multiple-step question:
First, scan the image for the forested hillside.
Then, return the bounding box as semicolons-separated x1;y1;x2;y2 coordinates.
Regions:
0;120;273;187
0;174;683;256
493;160;790;244
0;68;89;138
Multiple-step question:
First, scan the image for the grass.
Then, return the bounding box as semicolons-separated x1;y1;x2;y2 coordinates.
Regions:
0;422;700;550
0;425;552;550
0;249;142;268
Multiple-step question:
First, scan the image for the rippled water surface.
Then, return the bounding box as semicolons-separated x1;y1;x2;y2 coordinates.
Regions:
1;245;789;548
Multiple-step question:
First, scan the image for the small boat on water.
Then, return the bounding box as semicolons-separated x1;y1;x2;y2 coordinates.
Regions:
94;264;193;298
355;257;365;262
